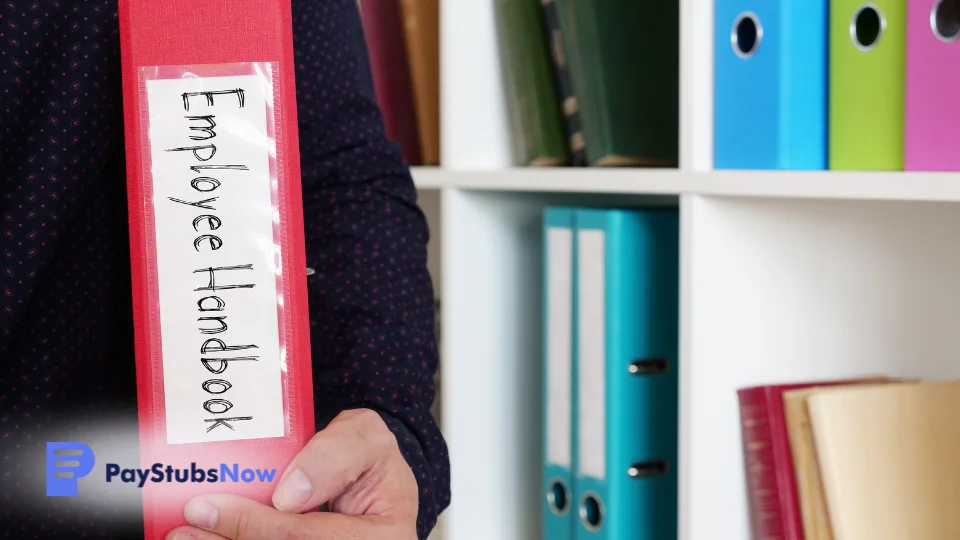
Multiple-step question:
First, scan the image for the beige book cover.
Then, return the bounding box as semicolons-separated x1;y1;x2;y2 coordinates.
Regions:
783;376;891;540
808;379;960;540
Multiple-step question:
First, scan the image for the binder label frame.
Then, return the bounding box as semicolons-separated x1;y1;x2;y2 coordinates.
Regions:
139;64;289;445
578;229;606;480
546;227;573;467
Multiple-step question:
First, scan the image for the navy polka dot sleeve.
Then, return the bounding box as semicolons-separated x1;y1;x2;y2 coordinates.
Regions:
0;0;449;538
292;1;450;537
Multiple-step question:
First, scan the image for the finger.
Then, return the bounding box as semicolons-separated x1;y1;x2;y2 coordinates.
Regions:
168;494;393;540
179;493;305;540
165;525;228;540
272;409;401;514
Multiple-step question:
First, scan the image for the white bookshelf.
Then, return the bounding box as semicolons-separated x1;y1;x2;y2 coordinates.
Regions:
412;1;960;539
417;169;960;540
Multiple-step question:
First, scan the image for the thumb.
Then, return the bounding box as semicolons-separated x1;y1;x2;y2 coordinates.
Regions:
272;409;412;515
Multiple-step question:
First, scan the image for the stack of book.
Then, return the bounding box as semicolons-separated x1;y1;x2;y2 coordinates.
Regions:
357;0;440;166
494;0;679;167
357;0;680;169
738;377;960;540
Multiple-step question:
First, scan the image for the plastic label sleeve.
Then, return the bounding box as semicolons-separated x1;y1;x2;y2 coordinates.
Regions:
143;67;286;445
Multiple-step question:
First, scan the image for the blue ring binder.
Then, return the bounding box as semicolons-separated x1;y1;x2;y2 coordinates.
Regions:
714;0;829;170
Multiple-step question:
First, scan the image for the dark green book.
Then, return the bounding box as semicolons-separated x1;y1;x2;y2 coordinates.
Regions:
495;0;569;166
541;0;588;166
555;0;679;166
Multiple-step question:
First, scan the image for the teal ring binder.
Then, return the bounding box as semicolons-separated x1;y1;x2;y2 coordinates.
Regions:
731;11;763;58
627;461;670;478
547;477;571;515
851;3;887;51
578;491;605;532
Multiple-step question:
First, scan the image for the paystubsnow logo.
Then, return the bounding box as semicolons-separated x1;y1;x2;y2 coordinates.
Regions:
46;442;277;496
47;442;96;496
107;461;277;488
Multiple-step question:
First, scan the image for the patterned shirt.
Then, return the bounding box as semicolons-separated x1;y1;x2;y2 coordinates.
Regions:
0;0;449;538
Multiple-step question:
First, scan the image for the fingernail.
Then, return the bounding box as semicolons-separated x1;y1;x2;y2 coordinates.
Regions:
272;466;313;511
184;498;218;529
173;533;198;540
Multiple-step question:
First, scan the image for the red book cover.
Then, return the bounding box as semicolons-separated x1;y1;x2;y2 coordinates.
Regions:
118;2;315;539
358;0;423;165
737;379;875;540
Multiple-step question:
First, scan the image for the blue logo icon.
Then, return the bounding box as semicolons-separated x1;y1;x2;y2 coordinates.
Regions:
46;442;95;496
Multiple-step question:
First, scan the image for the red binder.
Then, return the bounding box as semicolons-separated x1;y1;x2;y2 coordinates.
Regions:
118;2;314;538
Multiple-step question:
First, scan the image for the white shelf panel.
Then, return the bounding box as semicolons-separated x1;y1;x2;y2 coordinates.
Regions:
440;189;547;540
412;167;960;203
682;195;960;540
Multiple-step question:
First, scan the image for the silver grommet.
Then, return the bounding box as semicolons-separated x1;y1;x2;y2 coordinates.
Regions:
931;0;960;43
546;477;570;516
731;12;763;59
578;491;605;532
850;3;887;52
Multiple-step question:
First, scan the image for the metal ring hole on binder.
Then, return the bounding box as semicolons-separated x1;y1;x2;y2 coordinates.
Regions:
850;3;886;51
546;478;570;516
932;0;960;42
628;460;670;478
579;492;605;532
731;12;762;59
628;357;670;375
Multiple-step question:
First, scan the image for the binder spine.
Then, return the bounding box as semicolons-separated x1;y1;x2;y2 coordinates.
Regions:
574;211;607;539
904;0;960;171
714;0;827;170
828;0;906;170
611;211;679;540
543;208;576;540
119;2;314;538
780;0;828;169
574;209;679;540
714;0;783;169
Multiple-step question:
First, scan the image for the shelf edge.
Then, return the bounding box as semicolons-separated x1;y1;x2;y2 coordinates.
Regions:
411;167;960;203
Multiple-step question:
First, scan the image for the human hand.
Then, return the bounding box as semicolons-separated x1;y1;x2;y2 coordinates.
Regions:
165;409;419;540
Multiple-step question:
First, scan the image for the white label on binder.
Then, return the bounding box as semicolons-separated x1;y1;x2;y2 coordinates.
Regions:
546;227;572;467
578;229;606;479
146;74;285;444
